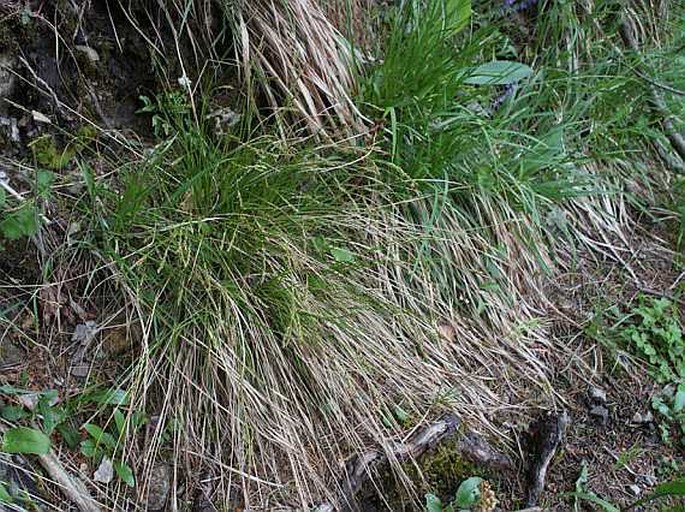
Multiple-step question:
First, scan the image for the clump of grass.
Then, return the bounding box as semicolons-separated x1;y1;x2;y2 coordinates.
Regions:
86;99;478;507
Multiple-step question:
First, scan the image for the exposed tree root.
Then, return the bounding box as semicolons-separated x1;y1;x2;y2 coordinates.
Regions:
525;411;570;508
311;413;512;511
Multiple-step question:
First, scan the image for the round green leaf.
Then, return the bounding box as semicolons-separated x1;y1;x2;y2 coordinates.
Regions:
454;476;483;508
425;493;443;512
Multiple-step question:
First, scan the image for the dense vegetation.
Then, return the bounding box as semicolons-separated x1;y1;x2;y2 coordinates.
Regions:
0;0;683;510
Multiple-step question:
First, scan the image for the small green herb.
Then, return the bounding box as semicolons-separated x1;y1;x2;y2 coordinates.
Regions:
1;427;51;455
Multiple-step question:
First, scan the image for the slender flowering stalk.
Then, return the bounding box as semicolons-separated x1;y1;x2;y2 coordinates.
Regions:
503;0;539;13
489;82;518;114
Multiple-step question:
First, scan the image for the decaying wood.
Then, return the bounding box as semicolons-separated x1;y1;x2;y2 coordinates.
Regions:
314;413;512;511
340;413;461;504
525;411;570;508
456;430;512;471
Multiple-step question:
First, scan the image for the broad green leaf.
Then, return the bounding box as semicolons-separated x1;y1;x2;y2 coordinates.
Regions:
0;384;29;395
331;247;355;263
83;423;117;451
80;438;97;458
0;204;39;240
393;405;410;423
113;409;126;436
454;476;483;507
131;411;147;430
464;61;533;85
0;405;30;421
425;493;443;512
635;479;685;505
570;492;620;512
0;188;6;208
114;461;135;487
0;481;12;503
89;388;129;406
37;391;62;435
2;427;51;454
519;127;565;177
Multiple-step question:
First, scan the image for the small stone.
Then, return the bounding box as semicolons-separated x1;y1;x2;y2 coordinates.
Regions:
631;411;654;424
0;116;20;142
589;405;609;425
17;393;41;411
588;386;607;404
31;110;51;124
640;474;658;487
145;464;171;511
437;322;456;342
628;484;641;497
94;457;114;484
70;361;91;378
75;45;100;62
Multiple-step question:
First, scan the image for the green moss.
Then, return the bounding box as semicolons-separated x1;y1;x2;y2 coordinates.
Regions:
30;135;73;170
29;125;97;170
76;124;98;142
408;438;482;497
364;435;488;511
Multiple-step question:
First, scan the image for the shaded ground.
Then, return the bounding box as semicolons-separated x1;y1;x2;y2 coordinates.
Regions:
538;223;684;511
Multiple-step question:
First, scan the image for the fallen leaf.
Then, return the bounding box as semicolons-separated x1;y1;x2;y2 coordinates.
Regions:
438;322;456;342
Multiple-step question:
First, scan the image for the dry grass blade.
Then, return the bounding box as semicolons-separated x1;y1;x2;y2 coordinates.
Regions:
229;0;367;137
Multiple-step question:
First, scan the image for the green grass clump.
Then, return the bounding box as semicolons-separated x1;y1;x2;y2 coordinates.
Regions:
84;95;481;507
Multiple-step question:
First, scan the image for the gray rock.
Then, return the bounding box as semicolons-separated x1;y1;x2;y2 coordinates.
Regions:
145;464;171;511
589;405;609;425
628;484;641;496
75;45;100;63
588;386;607;404
639;474;659;487
0;340;26;371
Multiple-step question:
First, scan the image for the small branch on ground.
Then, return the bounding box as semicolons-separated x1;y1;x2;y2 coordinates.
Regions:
37;451;102;512
0;423;101;511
